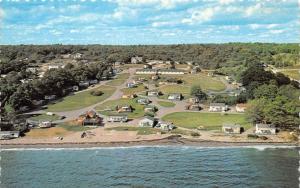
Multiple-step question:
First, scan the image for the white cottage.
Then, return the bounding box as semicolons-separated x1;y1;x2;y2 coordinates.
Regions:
139;116;155;127
255;124;276;135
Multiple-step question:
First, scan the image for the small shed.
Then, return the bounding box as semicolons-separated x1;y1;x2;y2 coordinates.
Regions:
209;103;228;112
222;124;242;134
139;116;155;127
168;93;182;101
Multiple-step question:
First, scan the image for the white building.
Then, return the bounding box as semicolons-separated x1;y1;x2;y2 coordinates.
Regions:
139;117;155;127
209;103;228;112
255;124;276;135
156;121;174;131
107;115;128;122
0;131;20;140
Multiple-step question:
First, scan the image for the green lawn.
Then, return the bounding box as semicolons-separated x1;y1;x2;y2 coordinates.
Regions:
105;126;160;135
121;84;147;95
162;112;252;130
47;85;116;112
29;114;61;121
57;123;93;132
159;85;190;96
106;73;130;86
157;100;176;107
95;98;146;118
280;70;300;80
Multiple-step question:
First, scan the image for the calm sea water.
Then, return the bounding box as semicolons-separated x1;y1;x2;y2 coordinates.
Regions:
1;146;299;188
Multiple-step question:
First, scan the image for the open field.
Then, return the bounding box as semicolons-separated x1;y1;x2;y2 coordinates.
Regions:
159;85;190;97
157;100;176;107
106;73;130;86
95;98;146;118
25;127;70;138
181;73;226;91
280;70;300;80
57;122;93;132
105;126;160;135
47;85;116;112
162;112;252;130
121;84;147;95
29;114;62;122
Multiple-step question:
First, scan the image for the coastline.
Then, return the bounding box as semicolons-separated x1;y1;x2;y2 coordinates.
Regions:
1;136;298;149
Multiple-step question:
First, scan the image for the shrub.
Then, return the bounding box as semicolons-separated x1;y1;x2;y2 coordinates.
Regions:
247;134;259;139
191;132;200;137
90;90;103;96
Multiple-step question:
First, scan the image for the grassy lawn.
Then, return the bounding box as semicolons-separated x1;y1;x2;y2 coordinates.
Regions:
162;112;252;131
57;122;93;132
157;100;176;107
105;126;160;135
159;85;190;96
280;70;300;80
121;84;147;95
95;98;146;118
106;73;130;86
47;85;115;112
29;114;61;122
25;127;70;138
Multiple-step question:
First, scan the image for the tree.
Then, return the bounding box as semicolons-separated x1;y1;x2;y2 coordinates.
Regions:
190;85;207;100
253;84;278;100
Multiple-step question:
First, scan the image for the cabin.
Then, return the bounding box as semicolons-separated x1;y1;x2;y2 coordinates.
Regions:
139;116;155;127
222;124;242;134
168;93;182;101
0;131;20;140
209;103;228;112
137;98;150;105
39;121;52;128
236;103;247;113
122;94;137;99
117;105;133;113
77;110;102;126
186;104;201;111
144;105;156;113
107;115;128;122
255;124;276;135
147;91;159;97
156;121;174;131
44;95;56;100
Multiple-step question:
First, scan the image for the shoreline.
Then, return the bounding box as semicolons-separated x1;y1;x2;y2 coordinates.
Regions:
1;136;298;149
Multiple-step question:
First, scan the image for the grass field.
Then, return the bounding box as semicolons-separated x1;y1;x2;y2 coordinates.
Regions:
47;85;116;112
157;100;176;107
121;84;147;95
25;127;70;138
29;114;61;122
95;98;145;118
280;70;300;80
106;73;130;86
105;126;160;135
162;112;251;130
159;85;190;97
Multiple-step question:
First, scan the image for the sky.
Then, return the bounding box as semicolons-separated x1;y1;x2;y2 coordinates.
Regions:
0;0;299;45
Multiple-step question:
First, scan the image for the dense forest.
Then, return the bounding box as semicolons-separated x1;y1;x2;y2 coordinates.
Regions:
0;43;299;74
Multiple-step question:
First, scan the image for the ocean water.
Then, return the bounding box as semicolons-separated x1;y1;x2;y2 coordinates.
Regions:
0;146;299;188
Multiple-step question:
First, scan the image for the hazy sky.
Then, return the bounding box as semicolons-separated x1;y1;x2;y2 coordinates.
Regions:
1;0;298;44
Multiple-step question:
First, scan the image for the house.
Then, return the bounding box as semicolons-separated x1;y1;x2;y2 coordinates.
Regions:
147;91;159;97
89;79;98;85
139;116;155;127
117;105;133;113
44;95;56;100
255;124;276;135
144;105;156;113
107;115;128;122
186;104;201;111
77;110;102;126
0;131;20;140
39;121;52;128
236;103;247;113
137;98;150;105
222;124;242;134
131;56;143;64
79;81;90;88
209;103;228;112
168;93;182;101
127;82;137;88
188;97;199;104
156;121;174;131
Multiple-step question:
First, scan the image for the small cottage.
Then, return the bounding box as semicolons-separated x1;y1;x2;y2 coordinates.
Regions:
255;124;276;135
0;131;20;140
117;105;133;113
186;104;201;111
156;121;174;131
39;121;52;128
144;105;156;113
188;97;199;104
222;124;242;134
147;91;159;97
137;98;150;105
209;103;228;112
139;116;155;127
122;94;137;99
77;110;102;126
107;115;128;122
168;93;182;101
235;103;247;112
